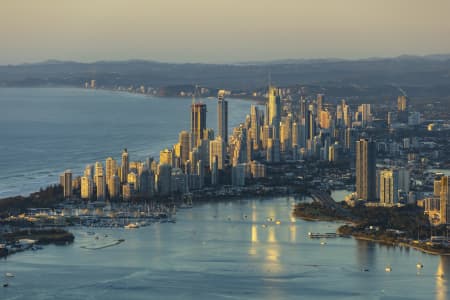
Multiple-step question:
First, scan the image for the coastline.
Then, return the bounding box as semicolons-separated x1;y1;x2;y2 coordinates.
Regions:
298;213;450;256
293;202;450;256
352;235;450;256
0;86;262;200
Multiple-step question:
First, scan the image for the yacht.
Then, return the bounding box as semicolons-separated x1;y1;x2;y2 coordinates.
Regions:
124;223;139;229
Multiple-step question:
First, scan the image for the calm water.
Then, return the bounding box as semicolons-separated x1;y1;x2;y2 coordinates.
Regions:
0;88;254;198
1;197;448;300
0;88;449;299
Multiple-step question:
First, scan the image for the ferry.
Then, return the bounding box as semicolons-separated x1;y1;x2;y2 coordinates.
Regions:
308;232;337;238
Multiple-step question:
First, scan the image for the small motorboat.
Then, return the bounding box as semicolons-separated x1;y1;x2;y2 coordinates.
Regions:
124;223;139;229
5;273;14;278
416;263;423;269
385;265;392;272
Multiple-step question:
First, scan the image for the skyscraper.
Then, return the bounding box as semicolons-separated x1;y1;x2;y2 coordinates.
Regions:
156;164;172;196
191;103;207;148
217;90;228;145
356;139;377;201
209;136;225;170
62;170;72;199
342;100;352;128
439;175;449;224
121;149;129;184
81;176;93;200
84;164;94;179
397;95;408;111
95;161;105;201
268;86;281;138
358;104;372;127
105;157;117;194
108;174;120;200
379;169;399;205
250;105;261;150
307;110;316;140
160;148;174;167
178;130;190;166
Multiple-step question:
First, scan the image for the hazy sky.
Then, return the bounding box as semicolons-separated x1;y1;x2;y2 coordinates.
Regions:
2;0;450;64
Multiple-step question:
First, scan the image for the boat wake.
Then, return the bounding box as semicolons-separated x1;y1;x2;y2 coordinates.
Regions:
80;239;125;250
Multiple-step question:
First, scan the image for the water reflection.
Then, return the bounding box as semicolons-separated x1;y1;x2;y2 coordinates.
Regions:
436;256;449;300
289;223;297;243
268;227;277;243
356;240;376;268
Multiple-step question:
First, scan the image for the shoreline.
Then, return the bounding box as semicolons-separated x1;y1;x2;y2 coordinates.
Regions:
0;86;262;200
299;214;450;256
293;202;450;256
352;235;450;256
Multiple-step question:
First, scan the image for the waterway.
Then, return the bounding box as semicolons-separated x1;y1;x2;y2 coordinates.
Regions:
1;197;448;299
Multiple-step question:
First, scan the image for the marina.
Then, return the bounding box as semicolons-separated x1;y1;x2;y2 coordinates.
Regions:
1;197;448;299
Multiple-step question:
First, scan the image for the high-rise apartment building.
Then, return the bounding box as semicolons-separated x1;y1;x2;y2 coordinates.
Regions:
95;161;105;201
81;176;93;200
250;105;261;150
191;103;207;148
209;136;225;170
121;149;129;184
397;95;408;111
178;130;190;166
108;174;120;200
438;175;449;224
379;169;399;205
160;148;174;167
356;139;377;201
217;90;228;145
268;86;281;138
62;170;72;199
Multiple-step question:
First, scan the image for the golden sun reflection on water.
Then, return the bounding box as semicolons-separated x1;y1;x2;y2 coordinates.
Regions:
436;256;448;300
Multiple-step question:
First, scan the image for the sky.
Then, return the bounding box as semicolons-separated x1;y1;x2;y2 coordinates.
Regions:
1;0;450;64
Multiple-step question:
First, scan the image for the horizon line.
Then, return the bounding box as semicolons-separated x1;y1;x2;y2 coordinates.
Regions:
2;52;450;67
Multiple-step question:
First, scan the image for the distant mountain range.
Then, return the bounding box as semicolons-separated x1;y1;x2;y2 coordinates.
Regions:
1;55;450;98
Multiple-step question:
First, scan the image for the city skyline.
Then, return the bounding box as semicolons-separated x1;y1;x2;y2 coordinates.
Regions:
1;1;450;298
2;1;450;64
